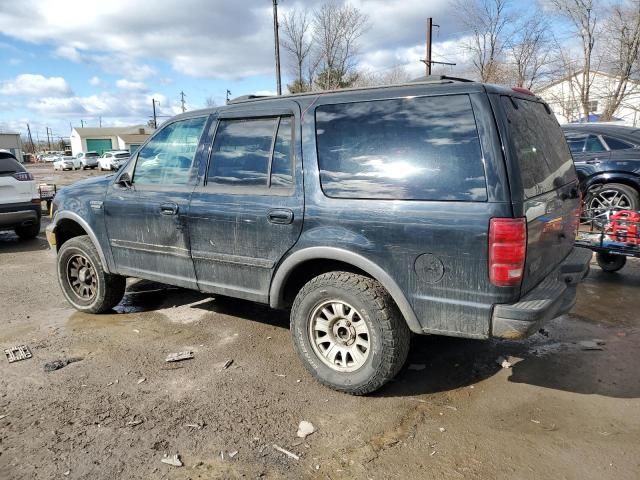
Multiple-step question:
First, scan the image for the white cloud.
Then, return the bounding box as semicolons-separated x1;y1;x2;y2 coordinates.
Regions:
55;45;82;62
89;76;101;86
116;79;147;91
0;74;72;97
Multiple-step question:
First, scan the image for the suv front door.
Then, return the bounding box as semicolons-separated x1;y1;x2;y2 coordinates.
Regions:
104;116;209;288
188;105;303;302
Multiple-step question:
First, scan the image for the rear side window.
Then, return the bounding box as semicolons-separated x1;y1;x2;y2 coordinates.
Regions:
315;95;487;201
603;136;634;150
565;133;586;153
208;116;294;189
501;97;576;198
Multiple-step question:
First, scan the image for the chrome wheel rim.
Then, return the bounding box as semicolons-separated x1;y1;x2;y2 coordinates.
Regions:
67;254;97;301
585;188;633;223
308;300;370;372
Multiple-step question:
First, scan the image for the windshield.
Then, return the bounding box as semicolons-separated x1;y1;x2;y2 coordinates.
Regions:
501;96;577;198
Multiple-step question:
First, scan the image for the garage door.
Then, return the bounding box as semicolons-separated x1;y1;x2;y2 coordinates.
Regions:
128;144;141;153
86;139;113;155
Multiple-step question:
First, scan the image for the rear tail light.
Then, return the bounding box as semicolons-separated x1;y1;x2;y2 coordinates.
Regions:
489;218;527;287
12;172;33;181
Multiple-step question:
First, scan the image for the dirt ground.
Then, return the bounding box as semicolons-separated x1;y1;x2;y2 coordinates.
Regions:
1;164;639;479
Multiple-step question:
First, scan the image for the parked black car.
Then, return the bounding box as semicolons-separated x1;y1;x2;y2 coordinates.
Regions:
46;78;591;394
562;124;640;217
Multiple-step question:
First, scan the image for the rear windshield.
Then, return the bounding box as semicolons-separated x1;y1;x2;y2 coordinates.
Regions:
501;96;576;198
115;153;129;159
315;94;487;201
0;157;25;175
85;152;99;158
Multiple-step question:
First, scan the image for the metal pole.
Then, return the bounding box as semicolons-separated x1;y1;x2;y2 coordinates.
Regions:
152;98;157;128
426;17;433;76
180;91;186;113
81;119;85;128
273;0;282;95
46;127;51;150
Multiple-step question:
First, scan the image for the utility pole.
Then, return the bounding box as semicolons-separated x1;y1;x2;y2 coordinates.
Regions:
99;116;102;128
226;89;232;105
272;0;282;95
420;17;456;76
180;90;186;113
81;119;85;128
26;123;35;154
152;98;158;128
46;127;51;150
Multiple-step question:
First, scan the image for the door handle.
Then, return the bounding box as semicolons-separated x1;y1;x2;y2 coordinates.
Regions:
267;208;294;225
586;159;601;165
160;202;179;215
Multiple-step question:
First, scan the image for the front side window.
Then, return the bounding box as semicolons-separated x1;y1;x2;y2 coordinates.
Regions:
315;95;487;201
208;115;294;189
585;135;605;152
133;116;207;185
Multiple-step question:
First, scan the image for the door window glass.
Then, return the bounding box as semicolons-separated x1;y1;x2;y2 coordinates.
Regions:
603;136;634;150
565;134;587;153
208;118;277;186
315;95;487;201
133;116;207;185
585;135;605;152
271;117;294;188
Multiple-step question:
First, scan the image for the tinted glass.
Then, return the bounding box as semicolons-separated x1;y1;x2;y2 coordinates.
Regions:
501;97;576;198
315;95;487;201
565;133;586;154
603;136;634;150
585;135;605;152
209;118;277;186
115;153;129;159
0;157;25;174
133;116;207;185
271;117;294;187
85;152;99;158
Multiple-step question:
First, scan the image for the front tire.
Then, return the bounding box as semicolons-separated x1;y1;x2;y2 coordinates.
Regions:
57;235;126;313
290;272;410;395
596;252;627;272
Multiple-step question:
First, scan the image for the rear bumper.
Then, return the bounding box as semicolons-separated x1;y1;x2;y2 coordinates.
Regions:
0;202;41;228
491;247;592;339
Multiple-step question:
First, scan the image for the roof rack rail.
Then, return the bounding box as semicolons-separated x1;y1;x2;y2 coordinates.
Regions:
228;94;272;104
409;75;474;84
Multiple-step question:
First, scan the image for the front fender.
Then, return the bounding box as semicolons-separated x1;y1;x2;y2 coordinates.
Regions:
269;246;422;334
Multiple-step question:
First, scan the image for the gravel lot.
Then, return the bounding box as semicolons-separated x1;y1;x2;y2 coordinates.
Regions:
1;164;639;479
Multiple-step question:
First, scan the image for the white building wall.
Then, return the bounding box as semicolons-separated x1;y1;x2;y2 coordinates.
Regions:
538;73;640;126
70;130;83;157
0;133;23;162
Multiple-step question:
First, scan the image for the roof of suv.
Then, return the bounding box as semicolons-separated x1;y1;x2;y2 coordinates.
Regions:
173;77;543;120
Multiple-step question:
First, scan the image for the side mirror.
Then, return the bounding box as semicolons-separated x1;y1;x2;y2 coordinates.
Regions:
117;172;132;189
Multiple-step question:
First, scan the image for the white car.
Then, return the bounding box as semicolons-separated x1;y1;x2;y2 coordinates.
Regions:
98;151;130;171
0;152;41;239
53;156;81;171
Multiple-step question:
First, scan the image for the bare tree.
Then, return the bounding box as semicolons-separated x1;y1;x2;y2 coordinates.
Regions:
507;15;553;89
312;2;370;90
281;8;314;93
456;0;511;83
548;0;599;120
351;65;413;88
599;1;640;121
205;96;217;108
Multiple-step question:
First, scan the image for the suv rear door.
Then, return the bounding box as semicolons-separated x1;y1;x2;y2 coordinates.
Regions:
187;102;303;302
497;94;580;294
0;155;36;205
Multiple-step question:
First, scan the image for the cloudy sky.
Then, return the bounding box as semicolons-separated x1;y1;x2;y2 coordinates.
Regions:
0;0;544;141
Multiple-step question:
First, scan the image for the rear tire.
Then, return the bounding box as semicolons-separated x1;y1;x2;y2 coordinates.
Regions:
290;272;410;395
57;235;126;313
14;221;40;239
596;252;627;272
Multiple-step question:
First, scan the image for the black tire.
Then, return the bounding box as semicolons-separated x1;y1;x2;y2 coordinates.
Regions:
290;271;411;395
14;220;40;239
57;235;126;313
596;252;627;272
585;183;639;213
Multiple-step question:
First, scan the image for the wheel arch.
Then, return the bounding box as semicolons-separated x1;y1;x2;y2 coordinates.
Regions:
52;211;111;273
581;173;640;195
269;247;422;334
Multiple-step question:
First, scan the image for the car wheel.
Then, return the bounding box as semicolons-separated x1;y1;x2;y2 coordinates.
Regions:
584;183;639;224
290;271;411;395
14;220;40;240
596;252;627;272
57;235;126;313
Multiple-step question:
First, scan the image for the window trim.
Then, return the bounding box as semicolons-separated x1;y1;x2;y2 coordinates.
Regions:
204;114;296;195
129;115;209;187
